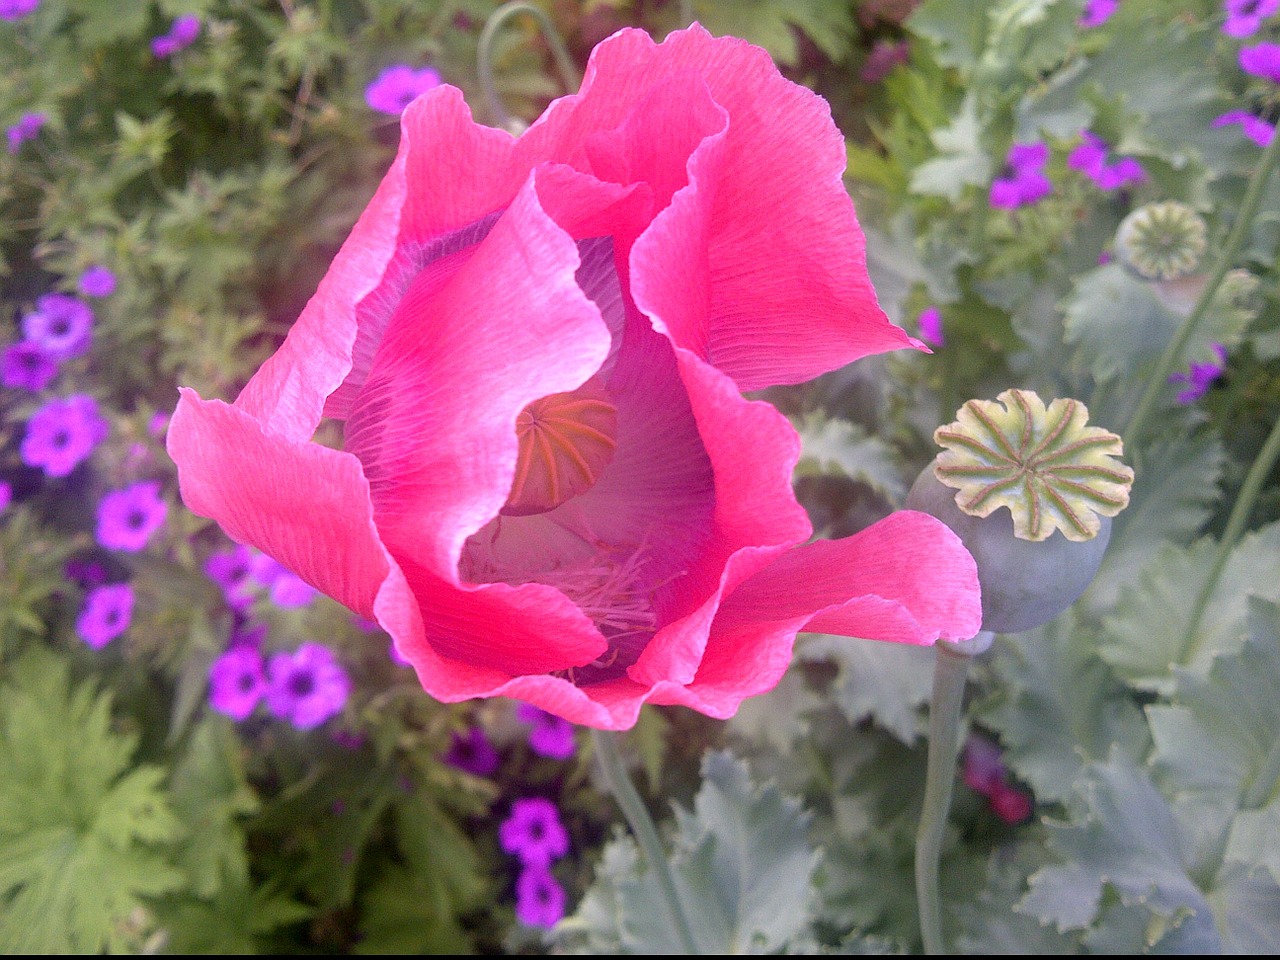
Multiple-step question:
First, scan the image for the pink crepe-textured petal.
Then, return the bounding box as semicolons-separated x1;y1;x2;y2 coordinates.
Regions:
344;172;613;580
167;391;391;619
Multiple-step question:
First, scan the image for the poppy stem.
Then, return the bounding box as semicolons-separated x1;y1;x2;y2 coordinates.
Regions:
915;633;990;955
591;728;700;954
478;2;581;132
1123;124;1280;458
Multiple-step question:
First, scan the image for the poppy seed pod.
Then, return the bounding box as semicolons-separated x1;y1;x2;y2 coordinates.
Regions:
905;390;1133;634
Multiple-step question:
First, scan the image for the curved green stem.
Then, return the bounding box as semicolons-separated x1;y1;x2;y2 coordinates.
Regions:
1123;128;1280;456
1178;410;1280;666
478;1;581;130
915;643;974;956
591;729;700;954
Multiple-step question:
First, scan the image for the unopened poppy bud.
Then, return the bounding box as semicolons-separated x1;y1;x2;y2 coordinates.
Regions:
905;390;1133;633
1115;200;1207;282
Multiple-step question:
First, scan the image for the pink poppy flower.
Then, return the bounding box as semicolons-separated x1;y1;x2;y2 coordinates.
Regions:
168;26;981;730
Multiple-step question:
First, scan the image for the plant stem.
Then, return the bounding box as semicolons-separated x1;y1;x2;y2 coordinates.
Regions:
915;642;973;956
591;729;699;954
1123;127;1280;457
478;1;581;130
1243;730;1280;811
1177;409;1280;666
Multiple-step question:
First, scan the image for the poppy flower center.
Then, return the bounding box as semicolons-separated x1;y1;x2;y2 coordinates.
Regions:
502;380;618;517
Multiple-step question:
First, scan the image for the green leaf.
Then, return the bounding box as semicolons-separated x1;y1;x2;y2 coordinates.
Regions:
955;845;1083;955
909;95;993;200
0;649;184;953
356;864;479;955
799;635;935;745
556;751;819;954
1083;429;1223;612
68;0;150;43
794;413;907;501
909;0;992;75
1098;522;1280;689
1020;750;1216;946
979;613;1147;803
1062;265;1180;383
728;664;820;752
160;878;312;954
690;0;853;64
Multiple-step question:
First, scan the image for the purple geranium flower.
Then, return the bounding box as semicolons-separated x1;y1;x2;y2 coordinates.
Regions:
387;638;412;666
917;306;945;347
0;480;12;514
20;394;108;477
444;727;501;777
1224;0;1279;38
500;797;569;866
76;583;134;649
515;702;576;760
365;64;442;115
1240;43;1280;83
1080;0;1118;28
250;552;318;607
208;644;267;720
1213;110;1276;146
1068;131;1146;191
205;543;257;610
4;110;45;153
265;642;351;730
2;341;57;391
21;293;93;360
989;142;1053;208
96;480;168;551
515;865;567;928
151;14;201;58
859;39;909;84
1169;344;1228;404
0;0;39;21
77;265;117;298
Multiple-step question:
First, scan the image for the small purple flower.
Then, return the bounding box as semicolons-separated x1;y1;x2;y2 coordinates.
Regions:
444;727;501;777
249;552;318;608
151;14;201;58
0;480;11;514
989;141;1053;208
515;865;567;928
209;645;267;720
2;341;57;390
0;0;39;21
1224;0;1279;38
365;64;442;115
265;643;351;730
388;638;412;667
1068;131;1146;191
4;110;45;153
148;411;170;437
20;394;108;477
96;480;168;552
859;39;909;84
1240;43;1280;83
21;293;93;360
1213;110;1276;146
77;265;117;298
205;544;257;610
1079;0;1118;27
65;558;108;586
1169;344;1228;404
500;797;569;866
516;702;576;760
962;735;1006;796
76;583;134;649
917;307;945;347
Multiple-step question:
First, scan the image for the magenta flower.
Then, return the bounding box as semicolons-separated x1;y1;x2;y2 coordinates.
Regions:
0;480;10;514
151;14;200;58
20;394;108;477
365;64;443;115
444;727;500;776
1068;131;1146;191
1213;110;1276;146
0;0;39;21
989;142;1052;208
1240;42;1280;83
1224;0;1279;38
96;480;168;551
5;110;45;153
2;341;57;391
516;702;576;760
168;25;982;731
962;734;1006;795
208;645;267;720
500;797;570;866
77;265;117;298
916;307;945;348
77;583;135;649
515;865;567;927
1079;0;1118;27
265;642;351;729
1169;344;1228;404
21;293;93;360
989;782;1034;824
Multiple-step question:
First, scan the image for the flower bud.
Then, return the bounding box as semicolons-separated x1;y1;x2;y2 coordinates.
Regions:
1115;200;1207;282
905;390;1133;633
